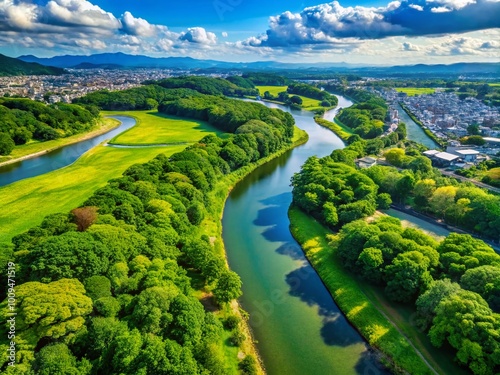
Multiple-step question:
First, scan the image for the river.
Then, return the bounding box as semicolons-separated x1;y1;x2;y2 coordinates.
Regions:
222;97;389;375
396;103;439;149
0;116;136;187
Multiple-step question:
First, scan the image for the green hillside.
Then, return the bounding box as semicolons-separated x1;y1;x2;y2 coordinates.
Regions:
0;53;65;76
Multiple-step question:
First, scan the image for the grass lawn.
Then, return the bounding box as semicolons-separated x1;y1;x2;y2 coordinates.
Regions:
255;85;323;109
395;88;436;96
103;110;224;145
314;117;353;141
289;206;450;375
0;117;119;164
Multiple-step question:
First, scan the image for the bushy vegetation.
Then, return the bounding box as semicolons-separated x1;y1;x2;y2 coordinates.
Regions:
292;146;500;375
368;148;500;241
0;98;98;155
286;83;338;107
147;76;258;97
0;90;294;374
242;73;289;86
74;85;203;111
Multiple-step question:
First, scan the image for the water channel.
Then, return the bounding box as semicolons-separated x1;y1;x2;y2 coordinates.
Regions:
0;95;447;374
0;116;136;187
395;103;439;149
222;97;390;375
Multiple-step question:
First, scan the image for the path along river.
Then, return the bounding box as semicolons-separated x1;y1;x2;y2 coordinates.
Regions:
222;97;390;375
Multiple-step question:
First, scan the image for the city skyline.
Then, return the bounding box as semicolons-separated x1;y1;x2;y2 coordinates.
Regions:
0;0;499;64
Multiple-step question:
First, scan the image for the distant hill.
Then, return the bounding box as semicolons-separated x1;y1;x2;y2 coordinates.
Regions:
17;52;500;75
0;54;65;76
71;62;124;70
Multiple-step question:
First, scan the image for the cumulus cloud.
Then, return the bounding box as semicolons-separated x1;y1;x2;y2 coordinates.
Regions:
0;0;221;56
402;42;420;51
245;0;500;47
222;31;228;38
179;27;217;44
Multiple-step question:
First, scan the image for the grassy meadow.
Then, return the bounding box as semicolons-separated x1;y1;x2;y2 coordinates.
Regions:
0;110;227;246
395;88;436;96
255;85;323;109
104;110;224;145
288;206;469;375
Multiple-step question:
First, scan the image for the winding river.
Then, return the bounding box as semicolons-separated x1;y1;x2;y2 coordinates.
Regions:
0;95;444;374
0;116;136;187
396;103;439;149
222;97;389;375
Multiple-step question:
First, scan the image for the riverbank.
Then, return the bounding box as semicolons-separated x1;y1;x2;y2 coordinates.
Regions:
314;116;353;141
0;117;120;167
206;126;309;374
398;103;445;148
288;206;438;375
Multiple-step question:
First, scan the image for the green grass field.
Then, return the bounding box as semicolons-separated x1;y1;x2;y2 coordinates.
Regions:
0;117;119;164
104;110;223;145
288;206;461;375
0;110;228;246
255;85;323;109
395;88;436;96
0;145;186;246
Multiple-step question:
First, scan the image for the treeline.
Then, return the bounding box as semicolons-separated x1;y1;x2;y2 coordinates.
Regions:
241;73;289;86
323;84;388;139
378;147;500;241
292;153;500;374
74;85;203;111
0;92;295;374
0;98;98;155
159;95;294;140
145;76;258;97
287;83;338;107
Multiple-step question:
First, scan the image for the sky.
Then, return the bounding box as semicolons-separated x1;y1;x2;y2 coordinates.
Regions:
0;0;499;65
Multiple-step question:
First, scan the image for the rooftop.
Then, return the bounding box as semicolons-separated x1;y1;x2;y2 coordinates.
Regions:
434;152;460;162
455;149;480;156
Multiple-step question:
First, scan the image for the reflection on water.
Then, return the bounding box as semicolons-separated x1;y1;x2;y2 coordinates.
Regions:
222;99;390;375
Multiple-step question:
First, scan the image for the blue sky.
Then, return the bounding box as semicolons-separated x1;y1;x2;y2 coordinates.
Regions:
0;0;499;64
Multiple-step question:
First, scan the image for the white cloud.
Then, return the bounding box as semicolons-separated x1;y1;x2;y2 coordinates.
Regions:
430;6;453;12
402;42;420;51
179;27;217;44
222;31;228;38
409;4;424;10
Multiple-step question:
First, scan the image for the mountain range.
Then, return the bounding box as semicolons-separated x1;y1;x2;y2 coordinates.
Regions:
13;52;500;75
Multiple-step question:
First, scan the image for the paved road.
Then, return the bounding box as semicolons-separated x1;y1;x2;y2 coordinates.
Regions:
439;169;500;194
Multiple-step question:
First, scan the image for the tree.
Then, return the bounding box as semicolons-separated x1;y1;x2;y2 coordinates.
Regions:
429;289;500;375
376;193;392;209
0;132;14;155
384;148;406;167
415;279;461;330
385;251;433;303
356;247;384;284
213;271;242;304
429;186;457;218
0;279;93;346
71;206;98;231
32;343;91;375
467;124;480;135
413;179;436;208
290;95;303;105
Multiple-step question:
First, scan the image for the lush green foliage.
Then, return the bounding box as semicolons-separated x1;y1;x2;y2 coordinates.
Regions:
0;98;98;155
292;144;500;374
291;157;378;228
242;73;289;86
74;85;203;110
287;83;338;106
0;91;294;373
148;76;258;97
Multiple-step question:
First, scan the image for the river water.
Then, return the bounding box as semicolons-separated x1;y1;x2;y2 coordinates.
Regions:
396;103;439;149
222;97;389;375
0;116;136;187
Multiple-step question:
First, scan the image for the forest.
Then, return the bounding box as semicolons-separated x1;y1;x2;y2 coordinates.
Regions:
0;86;297;374
0;98;99;155
291;145;500;375
286;83;338;107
